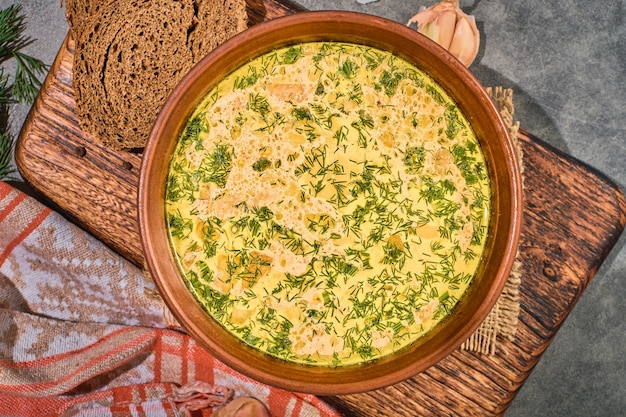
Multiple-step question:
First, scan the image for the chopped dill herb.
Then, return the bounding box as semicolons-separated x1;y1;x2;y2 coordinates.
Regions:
179;115;208;149
248;92;271;117
252;157;272;172
281;46;303;64
233;65;259;90
444;104;464;140
338;58;358;79
199;142;233;188
378;70;403;96
333;125;349;146
292;106;314;121
403;146;426;174
168;209;193;239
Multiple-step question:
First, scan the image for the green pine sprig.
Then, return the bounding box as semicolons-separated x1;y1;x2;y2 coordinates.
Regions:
0;4;48;180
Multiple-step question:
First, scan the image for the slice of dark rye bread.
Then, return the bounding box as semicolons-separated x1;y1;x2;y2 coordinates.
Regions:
69;0;248;150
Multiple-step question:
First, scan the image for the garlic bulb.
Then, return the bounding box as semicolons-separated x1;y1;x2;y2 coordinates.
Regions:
407;0;480;67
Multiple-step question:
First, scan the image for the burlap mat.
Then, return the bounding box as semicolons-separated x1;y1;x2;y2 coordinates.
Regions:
460;86;523;355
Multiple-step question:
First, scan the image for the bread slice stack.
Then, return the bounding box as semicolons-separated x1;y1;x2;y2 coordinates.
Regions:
66;0;248;150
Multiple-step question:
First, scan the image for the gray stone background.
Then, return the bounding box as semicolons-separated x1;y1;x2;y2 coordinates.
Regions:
6;0;625;416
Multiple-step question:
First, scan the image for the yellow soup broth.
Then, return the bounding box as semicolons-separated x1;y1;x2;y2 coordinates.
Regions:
166;42;491;366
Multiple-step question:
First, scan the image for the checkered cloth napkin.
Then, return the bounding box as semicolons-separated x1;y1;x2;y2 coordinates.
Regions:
0;181;341;417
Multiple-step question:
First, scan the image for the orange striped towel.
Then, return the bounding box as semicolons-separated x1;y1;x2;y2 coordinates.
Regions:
0;181;340;417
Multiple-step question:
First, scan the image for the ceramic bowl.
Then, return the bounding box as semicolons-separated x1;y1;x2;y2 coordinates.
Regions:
139;11;522;395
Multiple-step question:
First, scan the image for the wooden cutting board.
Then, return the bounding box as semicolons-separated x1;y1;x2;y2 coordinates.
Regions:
15;0;626;415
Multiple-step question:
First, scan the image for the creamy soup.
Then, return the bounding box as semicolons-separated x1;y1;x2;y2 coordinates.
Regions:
166;42;491;366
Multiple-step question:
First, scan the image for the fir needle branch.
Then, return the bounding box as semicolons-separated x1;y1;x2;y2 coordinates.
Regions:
11;51;47;103
0;5;48;104
0;4;48;181
0;132;15;179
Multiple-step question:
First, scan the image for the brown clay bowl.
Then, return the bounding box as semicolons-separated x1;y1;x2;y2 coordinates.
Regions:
139;11;523;395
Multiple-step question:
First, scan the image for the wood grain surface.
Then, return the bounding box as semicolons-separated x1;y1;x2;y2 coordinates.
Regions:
15;0;626;415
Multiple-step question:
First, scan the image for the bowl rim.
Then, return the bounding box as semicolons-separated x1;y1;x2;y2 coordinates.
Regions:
139;10;523;395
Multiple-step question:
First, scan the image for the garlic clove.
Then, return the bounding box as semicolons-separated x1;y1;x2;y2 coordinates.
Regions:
433;9;459;49
448;14;480;67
